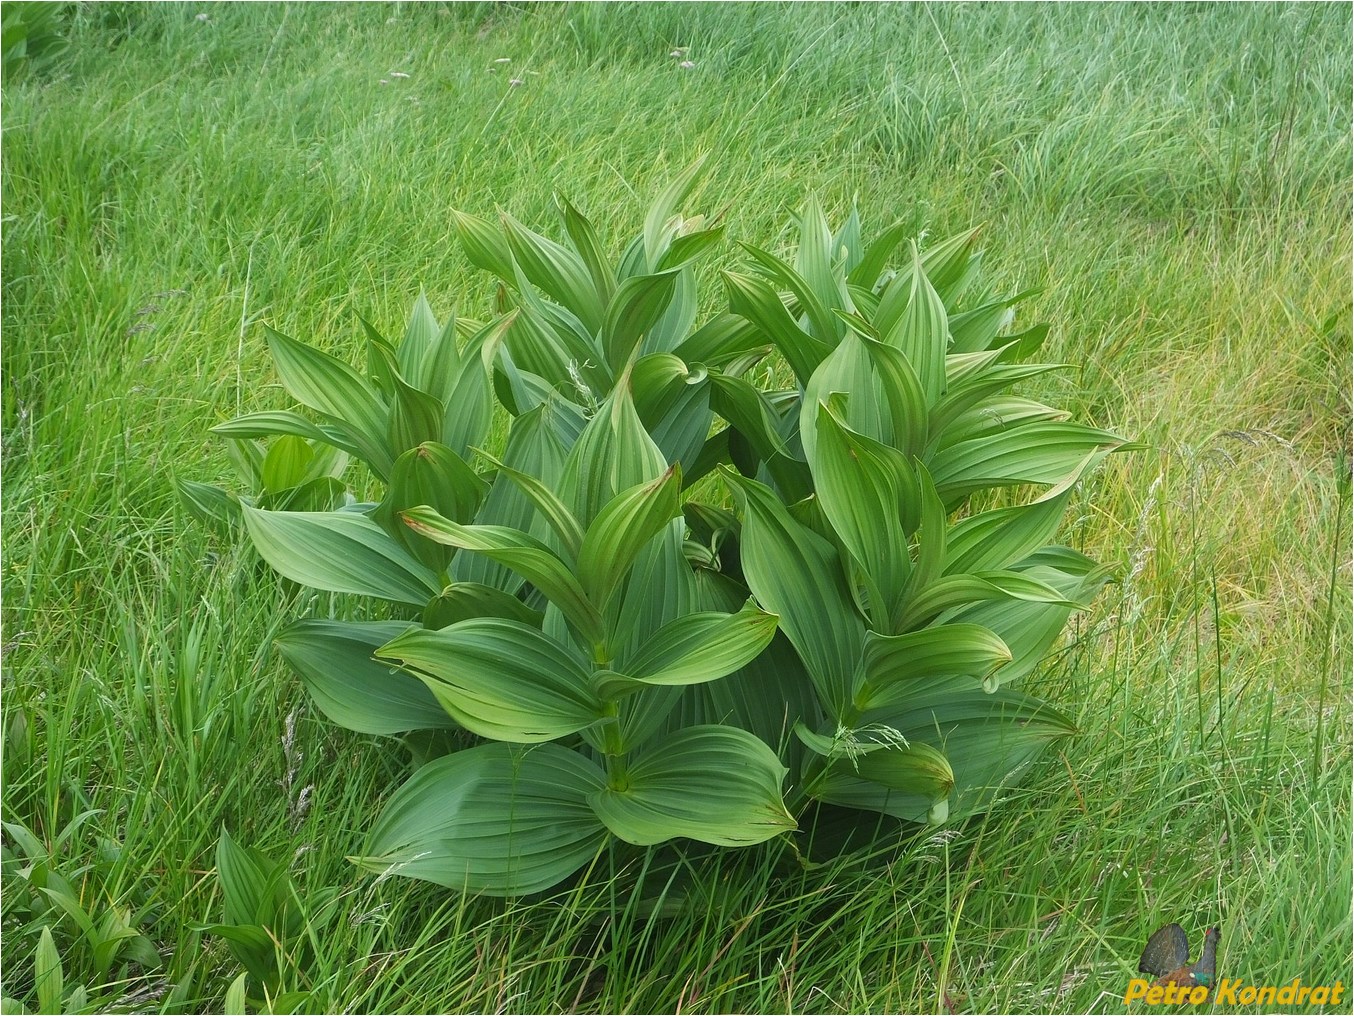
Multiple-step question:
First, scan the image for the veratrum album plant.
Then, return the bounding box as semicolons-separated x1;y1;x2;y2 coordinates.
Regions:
198;164;1128;895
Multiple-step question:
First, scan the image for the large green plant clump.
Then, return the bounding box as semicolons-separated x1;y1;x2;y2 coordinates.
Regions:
195;164;1128;896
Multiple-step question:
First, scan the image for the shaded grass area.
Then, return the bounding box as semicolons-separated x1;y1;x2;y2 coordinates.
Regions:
3;2;1350;1012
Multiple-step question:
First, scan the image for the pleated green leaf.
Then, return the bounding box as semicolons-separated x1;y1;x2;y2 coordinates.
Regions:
559;382;669;526
794;194;850;331
357;742;608;896
898;570;1080;630
451;209;515;281
727;470;865;715
723;270;832;383
602;269;680;371
502;212;603;332
879;244;948;406
388;373;444;457
673;312;768;368
799;329;887;466
931;361;1066;437
809;739;955;824
242;506;441;606
943;459;1091;575
423;582;544;631
375;442;488;570
590;726;794;846
854;624;1012;712
475;448;585;560
211;410;353;455
929;421;1124;504
741;241;839;343
399;291;441;380
708;371;791;461
947;289;1040;354
861;684;1077;821
265;326;393;477
558;195;616;307
375;619;603;743
810;401;918;621
276;620;454;735
401;506;605;646
577;465;682;609
848;220;910;291
176;477;241;527
857;330;930;460
947;558;1112;686
642;155;708;271
615;599;779;686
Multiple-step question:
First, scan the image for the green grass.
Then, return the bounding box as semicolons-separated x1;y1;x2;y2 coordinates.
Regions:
3;2;1349;1012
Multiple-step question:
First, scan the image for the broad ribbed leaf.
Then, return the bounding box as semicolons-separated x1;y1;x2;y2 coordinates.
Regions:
439;315;505;454
362;318;401;396
809;740;955;824
898;570;1080;630
848;220;910;290
793;195;849;330
602;270;679;370
929;421;1125;504
943;460;1090;575
723;271;832;383
673;312;767;368
176;477;240;527
558;195;616;306
418;304;463;404
376;442;488;570
577;465;682;608
399;291;441;381
451;401;575;593
832;202;863;276
728;470;865;715
709;372;791;460
242;506;440;606
657;225;726;271
934;396;1070;451
265;327;393;477
879;244;948;405
854;329;930;460
401;507;605;646
211;410;349;451
590;726;793;846
389;374;444;456
503;212;603;332
947;289;1039;354
810;401;919;622
929;361;1066;438
357;742;607;896
617;599;778;686
375;619;602;742
276;620;453;735
559;382;669;525
630;352;712;470
423;582;544;630
476;448;585;560
260;435;313;494
854;624;1011;712
742;240;840;343
642;155;708;271
799;330;887;466
947;558;1112;685
451;209;515;280
862;684;1077;820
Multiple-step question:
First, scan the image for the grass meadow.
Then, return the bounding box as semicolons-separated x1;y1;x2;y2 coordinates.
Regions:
2;2;1350;1012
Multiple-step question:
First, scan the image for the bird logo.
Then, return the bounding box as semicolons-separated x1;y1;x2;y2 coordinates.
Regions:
1138;924;1221;988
